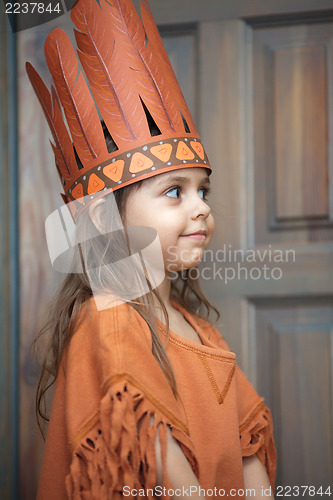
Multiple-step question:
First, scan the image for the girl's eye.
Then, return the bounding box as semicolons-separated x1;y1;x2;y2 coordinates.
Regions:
199;187;211;200
166;187;181;198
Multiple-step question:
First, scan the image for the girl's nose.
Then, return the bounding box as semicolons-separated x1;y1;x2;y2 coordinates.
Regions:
190;194;211;220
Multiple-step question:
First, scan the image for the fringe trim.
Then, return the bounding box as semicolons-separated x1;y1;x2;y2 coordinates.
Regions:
239;401;277;490
66;381;198;499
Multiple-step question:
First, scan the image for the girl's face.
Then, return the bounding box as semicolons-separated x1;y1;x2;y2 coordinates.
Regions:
124;167;214;274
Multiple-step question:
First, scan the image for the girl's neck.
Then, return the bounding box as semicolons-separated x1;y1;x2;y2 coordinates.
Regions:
155;276;173;313
154;276;204;345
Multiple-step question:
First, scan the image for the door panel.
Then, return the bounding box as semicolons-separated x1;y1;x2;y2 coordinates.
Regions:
254;299;333;487
252;22;333;242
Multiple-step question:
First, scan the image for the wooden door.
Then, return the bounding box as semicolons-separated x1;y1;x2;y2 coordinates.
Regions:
199;12;333;493
7;1;333;499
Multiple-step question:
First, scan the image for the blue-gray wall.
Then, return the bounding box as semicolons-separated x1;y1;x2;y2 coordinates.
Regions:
0;7;19;500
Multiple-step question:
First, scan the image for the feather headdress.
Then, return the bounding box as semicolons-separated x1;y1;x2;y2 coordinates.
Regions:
26;0;211;218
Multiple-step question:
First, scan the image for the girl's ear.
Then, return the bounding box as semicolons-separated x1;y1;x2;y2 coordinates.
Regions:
89;198;106;234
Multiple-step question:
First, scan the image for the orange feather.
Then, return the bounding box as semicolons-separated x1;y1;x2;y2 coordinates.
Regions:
25;62;77;180
103;0;184;133
71;0;149;148
44;28;109;168
141;0;197;135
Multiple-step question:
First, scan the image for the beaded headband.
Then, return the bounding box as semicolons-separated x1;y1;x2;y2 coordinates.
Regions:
26;0;211;219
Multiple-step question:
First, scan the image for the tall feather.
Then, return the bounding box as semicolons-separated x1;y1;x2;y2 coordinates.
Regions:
103;0;184;133
141;0;197;135
44;28;109;167
71;0;149;148
26;62;77;180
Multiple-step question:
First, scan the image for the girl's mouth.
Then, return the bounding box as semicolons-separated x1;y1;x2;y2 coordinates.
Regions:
180;230;207;240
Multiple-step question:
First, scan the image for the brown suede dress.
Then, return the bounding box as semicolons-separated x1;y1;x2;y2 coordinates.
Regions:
37;299;276;499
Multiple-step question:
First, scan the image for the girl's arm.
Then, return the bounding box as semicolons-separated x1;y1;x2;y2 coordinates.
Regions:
243;455;275;499
156;430;274;500
155;425;206;500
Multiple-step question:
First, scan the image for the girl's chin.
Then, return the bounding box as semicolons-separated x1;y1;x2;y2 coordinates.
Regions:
166;261;202;275
165;248;205;274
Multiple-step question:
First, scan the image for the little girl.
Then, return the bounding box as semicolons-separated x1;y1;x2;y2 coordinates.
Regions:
28;0;276;498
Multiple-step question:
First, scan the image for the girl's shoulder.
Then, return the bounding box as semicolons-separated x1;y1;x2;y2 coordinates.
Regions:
74;296;151;337
64;298;154;372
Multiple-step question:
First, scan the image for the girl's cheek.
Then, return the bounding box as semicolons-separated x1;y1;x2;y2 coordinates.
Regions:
207;214;215;239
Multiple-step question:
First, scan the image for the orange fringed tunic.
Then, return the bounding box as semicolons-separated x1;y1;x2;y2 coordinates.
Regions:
37;299;276;499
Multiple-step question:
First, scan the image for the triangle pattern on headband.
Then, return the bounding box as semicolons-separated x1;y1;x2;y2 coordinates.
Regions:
150;143;173;163
71;184;84;203
87;174;106;196
129;153;154;173
176;141;195;161
190;141;205;160
103;160;125;183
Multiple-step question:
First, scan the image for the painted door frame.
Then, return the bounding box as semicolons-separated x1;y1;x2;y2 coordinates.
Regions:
0;8;19;500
